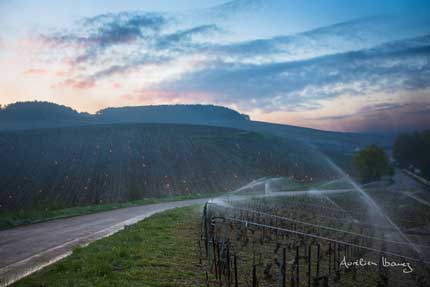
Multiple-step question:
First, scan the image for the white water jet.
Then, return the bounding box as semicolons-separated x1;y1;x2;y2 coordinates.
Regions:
309;188;348;213
222;188;354;203
318;149;423;256
264;182;271;195
231;177;267;194
208;197;233;208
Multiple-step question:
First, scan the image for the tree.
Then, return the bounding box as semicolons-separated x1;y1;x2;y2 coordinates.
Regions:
393;130;430;179
354;145;393;183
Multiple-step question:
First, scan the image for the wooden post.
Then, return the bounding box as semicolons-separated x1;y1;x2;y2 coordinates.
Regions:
323;276;328;287
333;243;337;274
199;239;202;265
252;264;257;287
335;244;340;281
328;243;332;275
296;246;300;287
308;245;312;287
213;240;218;278
216;242;222;284
282;248;287;287
316;244;320;278
234;255;238;287
227;244;231;287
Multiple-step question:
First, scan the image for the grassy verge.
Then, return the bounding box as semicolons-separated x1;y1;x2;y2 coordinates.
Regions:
0;192;223;230
13;206;205;287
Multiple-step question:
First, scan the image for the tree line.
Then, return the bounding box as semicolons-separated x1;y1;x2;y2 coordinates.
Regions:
393;130;430;179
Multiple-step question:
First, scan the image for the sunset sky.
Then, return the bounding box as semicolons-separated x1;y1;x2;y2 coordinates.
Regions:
0;0;429;132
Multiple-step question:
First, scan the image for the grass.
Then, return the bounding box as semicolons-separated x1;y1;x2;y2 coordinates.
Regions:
13;206;206;287
0;192;223;230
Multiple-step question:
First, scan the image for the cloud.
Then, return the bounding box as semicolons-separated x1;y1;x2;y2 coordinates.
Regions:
79;25;221;82
209;15;429;64
42;12;428;92
41;12;222;64
156;24;220;50
357;103;404;114
206;0;266;18
40;11;224;88
41;11;172;69
57;78;96;90
312;102;430;133
24;68;48;75
315;103;409;121
119;88;215;106
38;8;429;125
45;12;168;48
159;35;430;111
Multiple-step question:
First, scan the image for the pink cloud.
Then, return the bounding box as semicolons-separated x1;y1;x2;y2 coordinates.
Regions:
23;68;48;75
138;89;215;102
136;90;179;102
55;78;96;90
310;102;430;132
118;89;216;106
120;94;134;101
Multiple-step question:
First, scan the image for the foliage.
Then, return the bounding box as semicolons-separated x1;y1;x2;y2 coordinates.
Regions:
353;144;393;183
393;130;430;179
0;101;91;121
97;104;250;123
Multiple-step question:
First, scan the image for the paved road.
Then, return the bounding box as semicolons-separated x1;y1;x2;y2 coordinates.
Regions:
0;198;209;286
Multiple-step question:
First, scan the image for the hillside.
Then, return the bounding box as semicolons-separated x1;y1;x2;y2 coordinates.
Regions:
0;102;248;130
0;101;392;150
0;123;331;212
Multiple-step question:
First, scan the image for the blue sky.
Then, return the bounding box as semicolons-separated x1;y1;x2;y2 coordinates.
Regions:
0;0;429;132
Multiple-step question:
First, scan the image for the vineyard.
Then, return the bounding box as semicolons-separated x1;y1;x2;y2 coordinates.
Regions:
200;177;430;287
0;123;333;212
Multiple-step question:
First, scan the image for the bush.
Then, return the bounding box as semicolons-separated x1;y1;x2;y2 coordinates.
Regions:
354;145;393;183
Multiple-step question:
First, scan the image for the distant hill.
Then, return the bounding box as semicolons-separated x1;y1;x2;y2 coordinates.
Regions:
0;101;90;121
97;104;250;124
0;124;331;211
0;101;93;130
0;101;392;151
0;102;250;130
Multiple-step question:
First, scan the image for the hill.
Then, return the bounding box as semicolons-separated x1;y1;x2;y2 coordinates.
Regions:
0;101;92;130
96;104;250;124
0;101;395;184
0;123;331;211
0;101;392;151
0;101;87;121
0;102;248;130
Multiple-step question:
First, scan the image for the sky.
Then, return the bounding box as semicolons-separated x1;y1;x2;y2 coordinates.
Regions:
0;0;429;133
